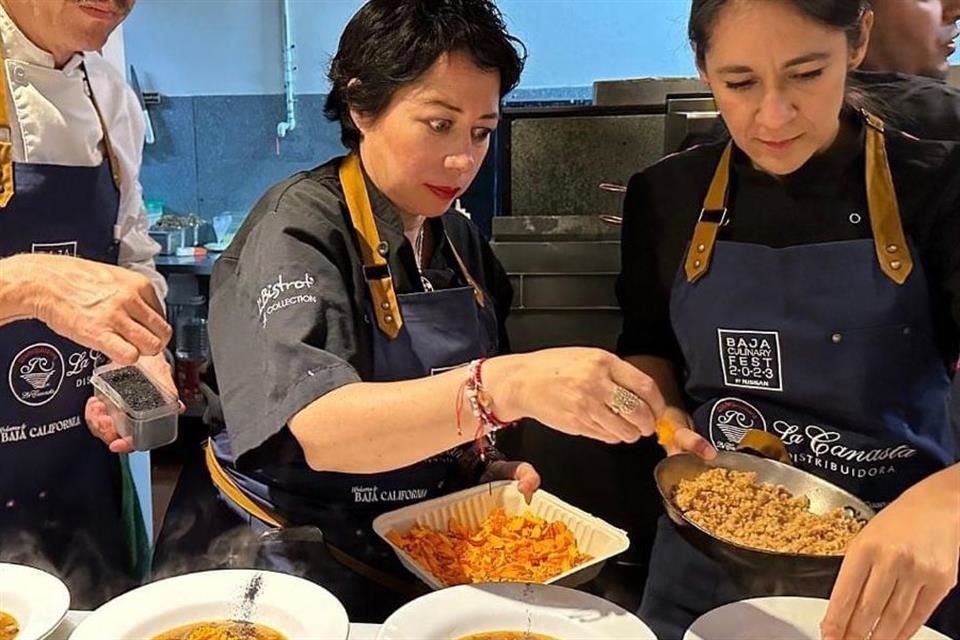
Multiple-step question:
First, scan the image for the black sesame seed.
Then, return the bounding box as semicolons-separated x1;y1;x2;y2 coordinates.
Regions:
100;366;166;411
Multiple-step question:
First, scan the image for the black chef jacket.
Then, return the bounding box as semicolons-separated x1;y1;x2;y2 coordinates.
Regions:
851;69;960;141
208;158;513;469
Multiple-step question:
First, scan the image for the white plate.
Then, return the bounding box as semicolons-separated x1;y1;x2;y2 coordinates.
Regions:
70;569;349;640
683;597;950;640
377;582;657;640
0;562;70;640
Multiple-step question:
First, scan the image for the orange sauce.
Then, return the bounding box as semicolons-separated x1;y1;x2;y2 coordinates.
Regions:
0;611;18;640
151;620;286;640
457;633;559;640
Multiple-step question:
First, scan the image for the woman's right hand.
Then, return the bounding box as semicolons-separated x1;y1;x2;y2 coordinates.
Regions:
484;347;668;444
2;253;171;365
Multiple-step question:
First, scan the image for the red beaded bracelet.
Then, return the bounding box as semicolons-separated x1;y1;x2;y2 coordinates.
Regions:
455;358;515;456
472;358;512;428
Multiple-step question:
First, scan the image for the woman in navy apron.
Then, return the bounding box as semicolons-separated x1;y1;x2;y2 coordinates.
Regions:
153;0;667;622
617;1;960;639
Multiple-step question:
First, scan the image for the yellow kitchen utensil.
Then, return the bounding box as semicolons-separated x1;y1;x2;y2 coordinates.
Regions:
656;416;678;448
737;429;791;464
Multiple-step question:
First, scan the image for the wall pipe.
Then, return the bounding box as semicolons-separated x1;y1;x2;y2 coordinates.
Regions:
276;0;296;138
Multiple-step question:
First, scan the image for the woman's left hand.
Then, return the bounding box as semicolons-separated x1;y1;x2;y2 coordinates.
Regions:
481;460;541;504
86;353;184;453
821;467;960;640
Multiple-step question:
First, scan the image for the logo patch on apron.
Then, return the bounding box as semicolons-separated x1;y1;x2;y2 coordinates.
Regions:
717;329;783;391
8;342;65;406
708;397;767;450
350;484;430;503
31;241;78;256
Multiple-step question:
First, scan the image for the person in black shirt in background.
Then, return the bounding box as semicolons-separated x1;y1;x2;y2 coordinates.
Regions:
861;0;959;80
618;1;960;639
852;0;960;140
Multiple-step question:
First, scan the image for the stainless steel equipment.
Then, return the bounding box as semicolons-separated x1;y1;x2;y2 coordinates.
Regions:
151;213;215;251
593;77;709;107
149;228;185;255
663;94;722;155
505;109;663;218
503;77;722;222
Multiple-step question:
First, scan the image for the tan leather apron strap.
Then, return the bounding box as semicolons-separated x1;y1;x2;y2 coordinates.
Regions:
446;233;485;307
0;52;16;206
863;112;913;285
685;141;733;283
204;439;427;597
83;61;123;190
205;441;286;527
685;114;912;285
339;153;403;339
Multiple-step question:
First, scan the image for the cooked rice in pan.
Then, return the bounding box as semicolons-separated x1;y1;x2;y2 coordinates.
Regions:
674;468;864;555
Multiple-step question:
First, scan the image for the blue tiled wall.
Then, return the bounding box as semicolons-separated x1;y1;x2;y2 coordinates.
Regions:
139;87;590;236
141;94;346;220
140;96;198;215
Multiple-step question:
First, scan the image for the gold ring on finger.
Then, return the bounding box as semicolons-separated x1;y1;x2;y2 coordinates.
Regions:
608;384;641;417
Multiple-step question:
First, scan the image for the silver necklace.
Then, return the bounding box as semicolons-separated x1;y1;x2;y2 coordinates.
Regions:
414;225;434;292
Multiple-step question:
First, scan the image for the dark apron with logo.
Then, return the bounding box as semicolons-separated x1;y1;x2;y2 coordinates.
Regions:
0;56;144;608
638;116;959;639
155;154;498;621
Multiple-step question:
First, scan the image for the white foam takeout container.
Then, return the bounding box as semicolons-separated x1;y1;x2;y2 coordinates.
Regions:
373;480;630;590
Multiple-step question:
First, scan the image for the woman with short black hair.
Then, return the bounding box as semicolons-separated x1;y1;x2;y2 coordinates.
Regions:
145;0;668;621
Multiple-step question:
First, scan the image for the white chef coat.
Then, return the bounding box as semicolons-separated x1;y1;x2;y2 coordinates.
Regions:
0;6;166;300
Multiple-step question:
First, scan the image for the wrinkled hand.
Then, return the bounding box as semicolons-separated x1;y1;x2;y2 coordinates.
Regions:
821;470;960;640
481;460;541;504
12;253;171;365
86;354;184;453
487;348;666;445
658;406;717;460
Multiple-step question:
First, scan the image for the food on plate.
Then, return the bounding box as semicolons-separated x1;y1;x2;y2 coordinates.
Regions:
457;633;559;640
674;468;864;555
386;508;591;586
151;620;286;640
0;612;18;640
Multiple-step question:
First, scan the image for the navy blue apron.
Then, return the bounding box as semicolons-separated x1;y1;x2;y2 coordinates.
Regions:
0;57;142;608
159;154;498;621
638;116;959;639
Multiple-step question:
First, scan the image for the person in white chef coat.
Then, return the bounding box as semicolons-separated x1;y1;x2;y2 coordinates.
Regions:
0;0;176;608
